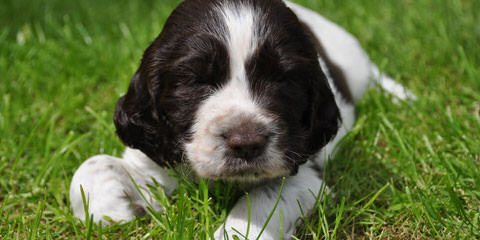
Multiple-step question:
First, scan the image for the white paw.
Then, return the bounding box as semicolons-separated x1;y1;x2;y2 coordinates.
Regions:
69;155;159;225
212;198;287;240
213;223;277;240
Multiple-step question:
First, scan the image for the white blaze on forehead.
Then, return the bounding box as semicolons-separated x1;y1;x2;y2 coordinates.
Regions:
218;3;258;101
220;3;257;73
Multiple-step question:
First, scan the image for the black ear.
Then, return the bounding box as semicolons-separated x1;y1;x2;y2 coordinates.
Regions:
114;71;177;166
304;76;341;154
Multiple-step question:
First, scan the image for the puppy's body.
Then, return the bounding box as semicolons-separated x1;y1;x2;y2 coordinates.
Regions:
70;1;413;239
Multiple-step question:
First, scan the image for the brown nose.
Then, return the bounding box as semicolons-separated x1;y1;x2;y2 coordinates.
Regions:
223;122;269;160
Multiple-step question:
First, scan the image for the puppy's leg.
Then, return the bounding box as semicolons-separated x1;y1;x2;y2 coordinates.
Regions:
214;163;329;240
69;148;177;225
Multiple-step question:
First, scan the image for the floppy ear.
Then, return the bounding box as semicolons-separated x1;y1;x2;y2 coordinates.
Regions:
114;71;178;167
304;75;341;154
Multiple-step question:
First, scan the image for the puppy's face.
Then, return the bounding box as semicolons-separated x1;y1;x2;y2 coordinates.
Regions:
114;0;340;181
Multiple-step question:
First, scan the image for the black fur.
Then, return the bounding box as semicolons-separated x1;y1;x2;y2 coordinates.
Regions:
114;0;341;174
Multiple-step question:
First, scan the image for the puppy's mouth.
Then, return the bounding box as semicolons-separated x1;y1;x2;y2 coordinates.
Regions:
206;156;291;182
223;157;267;177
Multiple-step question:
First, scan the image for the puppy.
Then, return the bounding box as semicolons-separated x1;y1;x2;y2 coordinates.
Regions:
70;0;414;239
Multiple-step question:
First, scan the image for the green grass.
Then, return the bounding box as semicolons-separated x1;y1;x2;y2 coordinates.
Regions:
1;0;479;239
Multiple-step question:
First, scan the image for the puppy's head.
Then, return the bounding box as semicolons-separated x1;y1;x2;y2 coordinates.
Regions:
114;0;340;181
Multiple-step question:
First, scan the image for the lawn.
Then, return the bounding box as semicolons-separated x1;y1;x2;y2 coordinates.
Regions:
0;0;479;239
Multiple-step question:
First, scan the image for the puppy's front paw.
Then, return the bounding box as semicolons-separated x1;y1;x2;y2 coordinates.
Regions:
69;155;157;225
213;204;284;240
213;222;277;240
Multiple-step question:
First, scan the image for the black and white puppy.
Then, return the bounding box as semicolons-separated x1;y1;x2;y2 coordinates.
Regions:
70;0;414;239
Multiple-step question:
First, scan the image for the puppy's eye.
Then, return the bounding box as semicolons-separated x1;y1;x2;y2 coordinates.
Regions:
189;75;218;92
179;53;227;88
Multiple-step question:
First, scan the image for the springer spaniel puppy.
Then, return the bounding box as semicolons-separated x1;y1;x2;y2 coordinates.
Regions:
70;0;414;239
